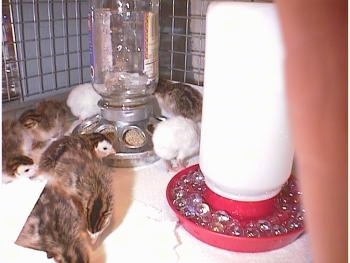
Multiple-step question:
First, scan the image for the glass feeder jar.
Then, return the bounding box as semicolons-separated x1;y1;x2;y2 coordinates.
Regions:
83;0;160;167
89;0;159;123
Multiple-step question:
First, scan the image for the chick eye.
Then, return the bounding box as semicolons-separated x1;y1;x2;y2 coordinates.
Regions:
24;168;30;173
103;147;108;150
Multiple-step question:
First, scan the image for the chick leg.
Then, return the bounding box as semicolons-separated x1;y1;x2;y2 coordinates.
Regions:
164;159;174;172
166;158;186;173
175;158;186;171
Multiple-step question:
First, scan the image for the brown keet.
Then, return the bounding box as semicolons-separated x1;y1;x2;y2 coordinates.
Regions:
19;99;75;142
39;133;116;171
154;79;203;122
2;155;38;183
38;142;114;245
16;184;92;263
2;119;40;183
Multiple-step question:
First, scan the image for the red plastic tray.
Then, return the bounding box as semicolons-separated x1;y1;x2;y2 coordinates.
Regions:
166;164;305;252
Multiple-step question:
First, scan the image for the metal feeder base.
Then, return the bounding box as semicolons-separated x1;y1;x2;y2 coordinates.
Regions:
72;114;162;168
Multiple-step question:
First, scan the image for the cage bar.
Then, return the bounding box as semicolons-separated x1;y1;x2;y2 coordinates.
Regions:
2;0;266;110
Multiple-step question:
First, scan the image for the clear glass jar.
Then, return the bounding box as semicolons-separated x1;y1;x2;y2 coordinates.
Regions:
89;0;159;107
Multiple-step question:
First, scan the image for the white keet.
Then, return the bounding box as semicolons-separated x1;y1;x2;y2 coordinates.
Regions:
152;116;200;171
66;83;102;120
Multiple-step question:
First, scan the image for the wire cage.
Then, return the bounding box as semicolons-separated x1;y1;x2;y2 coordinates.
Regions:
2;0;90;107
159;0;209;86
2;0;263;111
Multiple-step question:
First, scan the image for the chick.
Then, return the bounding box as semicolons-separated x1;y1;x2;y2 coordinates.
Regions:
18;99;75;143
76;160;114;243
39;144;114;245
2;118;33;155
39;133;116;171
154;79;203;122
2;101;74;183
152;116;201;172
16;184;92;263
66;83;102;120
77;132;116;159
2;155;38;183
2;119;39;183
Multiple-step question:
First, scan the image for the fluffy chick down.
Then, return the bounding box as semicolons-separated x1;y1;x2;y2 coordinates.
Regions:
152;116;200;171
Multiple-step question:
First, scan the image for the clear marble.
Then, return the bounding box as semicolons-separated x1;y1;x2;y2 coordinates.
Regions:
170;167;305;239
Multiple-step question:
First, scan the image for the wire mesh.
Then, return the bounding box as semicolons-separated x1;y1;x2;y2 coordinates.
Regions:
158;0;268;86
2;0;209;107
2;0;265;108
159;0;209;86
2;0;91;105
2;0;21;102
